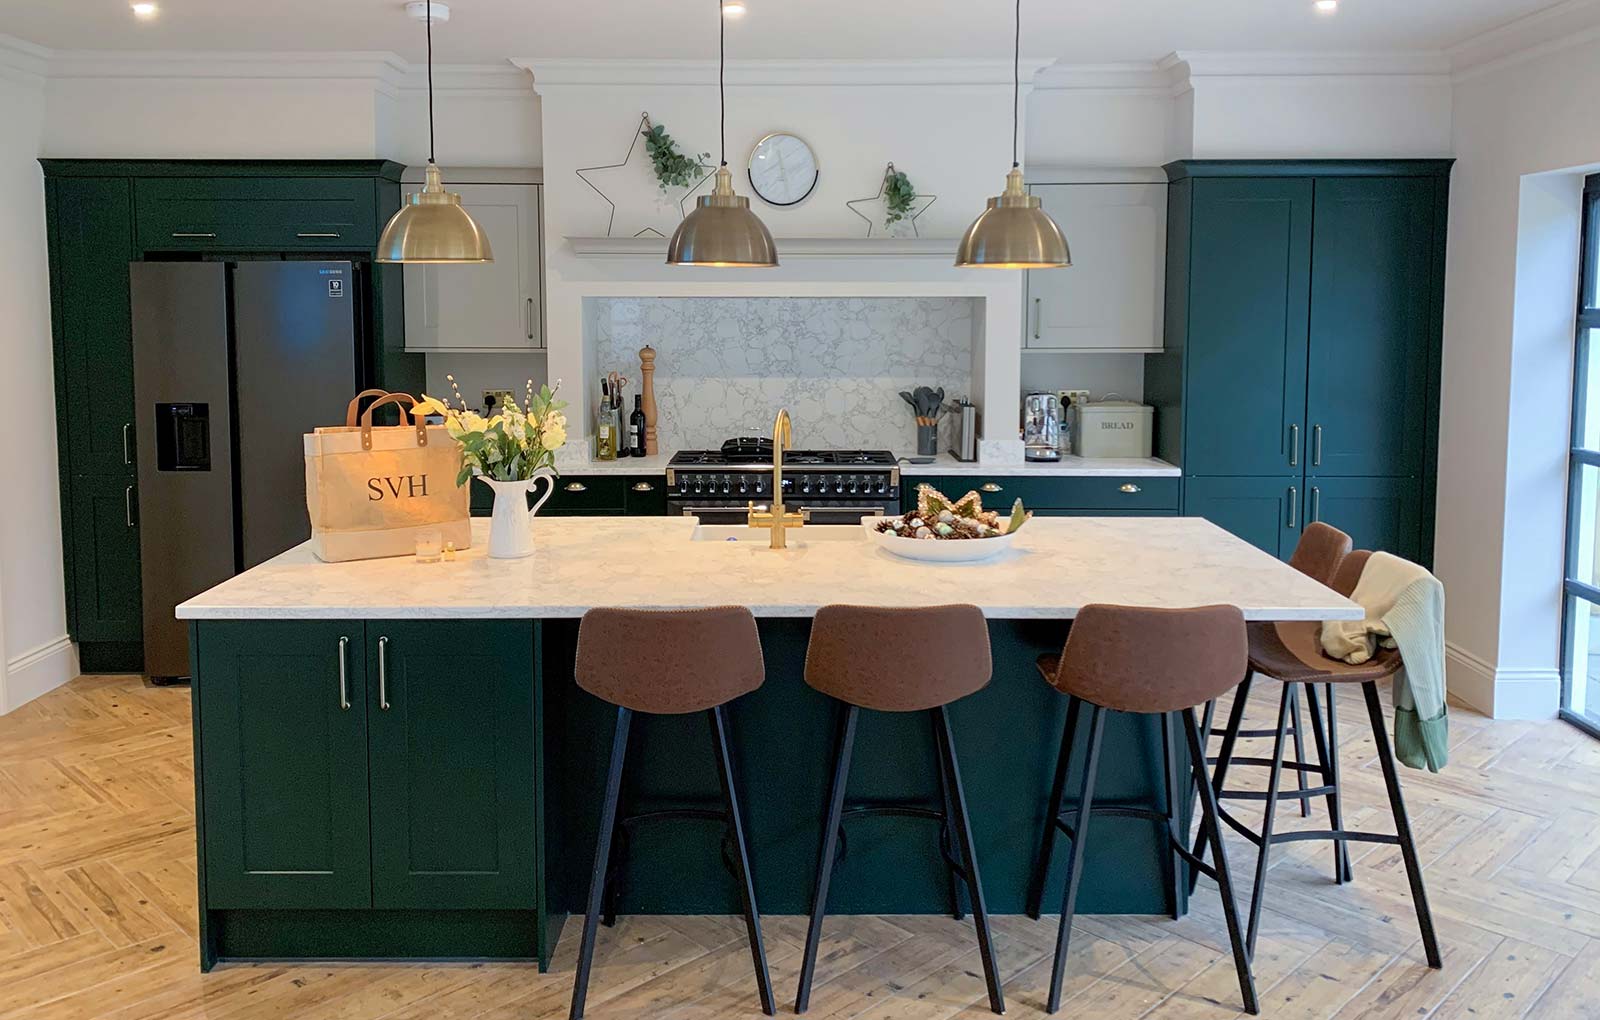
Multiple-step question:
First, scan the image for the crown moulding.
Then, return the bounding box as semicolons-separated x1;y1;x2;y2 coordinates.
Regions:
515;57;1055;89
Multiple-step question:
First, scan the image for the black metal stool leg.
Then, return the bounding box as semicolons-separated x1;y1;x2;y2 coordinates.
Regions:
600;720;639;928
795;704;859;1014
933;711;968;922
571;707;632;1020
1160;711;1183;920
1047;704;1105;1015
1027;694;1081;920
1190;671;1252;894
934;706;1005;1016
708;706;775;1016
1290;690;1311;817
1245;683;1295;959
1324;682;1353;882
1362;681;1442;968
1182;708;1260;1015
1302;682;1349;885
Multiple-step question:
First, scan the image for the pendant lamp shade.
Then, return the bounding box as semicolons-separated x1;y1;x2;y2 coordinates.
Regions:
375;0;493;265
956;0;1070;269
954;167;1070;269
667;167;778;267
666;0;777;267
377;163;494;264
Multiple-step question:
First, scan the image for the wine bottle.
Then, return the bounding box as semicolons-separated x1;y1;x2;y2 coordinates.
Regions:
629;394;647;458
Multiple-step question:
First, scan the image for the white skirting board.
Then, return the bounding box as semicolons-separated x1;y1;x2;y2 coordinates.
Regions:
1;635;77;715
1445;641;1560;720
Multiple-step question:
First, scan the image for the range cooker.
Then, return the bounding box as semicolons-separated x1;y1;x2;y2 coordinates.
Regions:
665;438;901;525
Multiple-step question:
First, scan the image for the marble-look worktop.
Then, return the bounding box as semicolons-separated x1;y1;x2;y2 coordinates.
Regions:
176;515;1357;622
554;449;1179;478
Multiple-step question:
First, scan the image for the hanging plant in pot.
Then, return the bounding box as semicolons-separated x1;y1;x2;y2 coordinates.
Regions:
415;377;568;559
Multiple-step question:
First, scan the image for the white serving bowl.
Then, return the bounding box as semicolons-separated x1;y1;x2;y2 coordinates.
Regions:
862;516;1019;563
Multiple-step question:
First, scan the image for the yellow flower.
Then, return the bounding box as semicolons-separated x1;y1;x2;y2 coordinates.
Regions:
542;423;567;451
413;394;451;418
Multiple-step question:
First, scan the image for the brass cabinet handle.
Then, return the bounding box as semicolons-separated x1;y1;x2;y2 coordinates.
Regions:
337;636;350;711
1287;486;1299;529
1032;297;1042;341
1289;423;1299;467
631;481;655;492
377;636;390;711
564;481;587;493
124;485;135;528
123;423;133;466
980;482;1003;493
170;232;217;239
526;298;535;340
1312;424;1323;467
1310;486;1321;524
1119;483;1141;494
296;232;341;239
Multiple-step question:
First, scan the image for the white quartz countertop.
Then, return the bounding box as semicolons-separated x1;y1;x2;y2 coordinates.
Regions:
176;516;1358;622
557;449;1179;478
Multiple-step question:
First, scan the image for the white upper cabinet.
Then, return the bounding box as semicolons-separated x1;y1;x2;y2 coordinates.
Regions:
404;182;543;352
1024;182;1166;353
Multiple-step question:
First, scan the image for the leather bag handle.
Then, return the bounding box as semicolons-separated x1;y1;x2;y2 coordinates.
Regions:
345;388;392;427
358;394;429;450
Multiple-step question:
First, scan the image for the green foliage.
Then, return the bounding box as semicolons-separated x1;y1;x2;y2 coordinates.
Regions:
883;167;917;224
641;121;711;191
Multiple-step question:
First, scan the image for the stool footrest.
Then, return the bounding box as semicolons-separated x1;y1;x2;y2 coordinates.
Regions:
1208;756;1323;775
1219;783;1335;802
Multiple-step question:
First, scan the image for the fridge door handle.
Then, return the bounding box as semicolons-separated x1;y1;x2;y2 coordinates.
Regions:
1310;486;1321;524
124;485;135;529
1032;297;1042;341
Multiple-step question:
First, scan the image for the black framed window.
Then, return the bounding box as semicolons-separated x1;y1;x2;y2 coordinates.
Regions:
1559;175;1600;736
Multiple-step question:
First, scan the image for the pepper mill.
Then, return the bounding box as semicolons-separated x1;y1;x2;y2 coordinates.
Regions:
638;345;659;455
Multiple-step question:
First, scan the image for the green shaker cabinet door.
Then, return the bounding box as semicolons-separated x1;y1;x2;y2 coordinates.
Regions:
1306;178;1437;477
198;621;372;909
366;621;537;909
52;177;137;477
1182;178;1313;476
67;475;142;643
1308;475;1424;564
1184;475;1302;559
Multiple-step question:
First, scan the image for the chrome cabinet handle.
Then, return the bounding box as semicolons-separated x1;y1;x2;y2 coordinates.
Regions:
1287;486;1299;529
1310;486;1321;524
296;232;340;239
1032;298;1042;340
631;481;655;492
1289;423;1299;467
1119;483;1141;494
170;232;217;239
526;298;535;340
123;423;133;466
980;482;1003;493
564;481;587;493
337;636;350;710
377;636;390;711
1312;425;1323;467
124;485;135;528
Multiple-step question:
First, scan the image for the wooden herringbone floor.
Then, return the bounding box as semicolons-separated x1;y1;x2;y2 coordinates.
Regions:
1;675;1599;1019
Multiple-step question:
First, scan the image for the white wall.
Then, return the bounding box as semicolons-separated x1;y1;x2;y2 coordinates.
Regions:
1438;41;1600;718
0;45;76;711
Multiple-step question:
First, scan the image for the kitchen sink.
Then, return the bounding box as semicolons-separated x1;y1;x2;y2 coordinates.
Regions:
690;524;866;545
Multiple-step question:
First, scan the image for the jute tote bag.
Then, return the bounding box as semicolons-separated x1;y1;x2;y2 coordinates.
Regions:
304;390;472;562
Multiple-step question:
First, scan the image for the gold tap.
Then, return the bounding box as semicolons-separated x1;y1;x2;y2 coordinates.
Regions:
748;408;809;549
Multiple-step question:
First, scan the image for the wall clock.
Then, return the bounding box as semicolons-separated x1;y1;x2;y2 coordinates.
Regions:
747;132;820;207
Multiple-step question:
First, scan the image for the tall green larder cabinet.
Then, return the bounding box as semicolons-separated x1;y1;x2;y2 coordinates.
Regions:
1147;160;1451;566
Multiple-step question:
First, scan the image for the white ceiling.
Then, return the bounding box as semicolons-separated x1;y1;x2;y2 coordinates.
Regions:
0;0;1569;64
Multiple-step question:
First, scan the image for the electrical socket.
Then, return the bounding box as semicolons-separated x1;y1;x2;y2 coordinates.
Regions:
1062;389;1091;409
483;389;514;412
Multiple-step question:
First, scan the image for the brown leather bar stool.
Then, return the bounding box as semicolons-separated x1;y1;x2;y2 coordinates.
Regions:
569;607;774;1020
1027;604;1259;1016
1195;551;1442;969
1189;521;1354;899
795;604;1004;1016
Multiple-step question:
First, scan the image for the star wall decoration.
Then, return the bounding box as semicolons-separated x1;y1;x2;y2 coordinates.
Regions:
575;113;715;238
846;163;938;238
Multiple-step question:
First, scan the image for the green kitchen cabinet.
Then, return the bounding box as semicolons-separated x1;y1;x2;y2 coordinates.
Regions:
903;474;1180;516
197;620;373;910
469;474;667;517
1182;476;1302;559
624;475;668;515
66;475;143;645
134;175;379;252
1307;475;1423;564
366;621;537;909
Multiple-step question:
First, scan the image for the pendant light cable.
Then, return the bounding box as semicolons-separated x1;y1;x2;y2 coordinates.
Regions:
426;0;436;164
1011;0;1020;168
719;0;727;167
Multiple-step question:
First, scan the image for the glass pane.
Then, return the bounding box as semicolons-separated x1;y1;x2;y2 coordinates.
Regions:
1563;594;1600;726
1587;193;1600;311
1570;464;1600;589
1579;329;1600;452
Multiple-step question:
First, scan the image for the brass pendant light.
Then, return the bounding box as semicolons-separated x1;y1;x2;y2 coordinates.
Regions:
377;0;493;264
954;0;1070;269
666;0;778;267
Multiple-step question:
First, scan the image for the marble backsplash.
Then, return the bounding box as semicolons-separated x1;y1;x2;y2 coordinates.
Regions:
591;296;975;451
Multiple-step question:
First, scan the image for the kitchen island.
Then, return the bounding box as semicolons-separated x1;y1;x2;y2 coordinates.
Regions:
176;516;1357;970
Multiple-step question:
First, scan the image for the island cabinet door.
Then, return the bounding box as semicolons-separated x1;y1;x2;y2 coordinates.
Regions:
365;620;538;909
196;620;372;909
1183;475;1302;559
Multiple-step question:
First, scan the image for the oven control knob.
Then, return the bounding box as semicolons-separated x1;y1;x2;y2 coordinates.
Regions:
834;476;846;494
690;476;705;494
736;478;748;495
876;477;889;494
846;477;859;494
720;475;731;495
800;478;813;495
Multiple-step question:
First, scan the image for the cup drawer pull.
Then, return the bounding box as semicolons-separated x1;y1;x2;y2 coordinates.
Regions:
631;481;655;492
979;482;1003;493
1119;483;1141;494
564;482;588;493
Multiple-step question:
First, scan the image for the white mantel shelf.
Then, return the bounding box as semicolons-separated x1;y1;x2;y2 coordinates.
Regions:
566;236;958;259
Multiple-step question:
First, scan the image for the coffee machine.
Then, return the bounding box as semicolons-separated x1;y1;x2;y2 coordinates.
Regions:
1022;391;1063;462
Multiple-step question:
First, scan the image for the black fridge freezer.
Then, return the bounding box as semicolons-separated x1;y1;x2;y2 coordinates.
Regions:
129;261;360;679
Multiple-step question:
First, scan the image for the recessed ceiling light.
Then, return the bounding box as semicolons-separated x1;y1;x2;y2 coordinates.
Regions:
1314;0;1338;12
722;2;747;16
130;1;158;18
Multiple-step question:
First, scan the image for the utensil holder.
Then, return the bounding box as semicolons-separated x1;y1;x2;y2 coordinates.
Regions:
916;423;938;457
